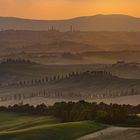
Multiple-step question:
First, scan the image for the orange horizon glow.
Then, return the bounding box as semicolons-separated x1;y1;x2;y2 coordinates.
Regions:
0;0;140;20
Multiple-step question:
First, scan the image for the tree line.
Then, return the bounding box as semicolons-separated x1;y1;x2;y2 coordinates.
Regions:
0;71;139;101
0;58;33;65
0;70;139;101
0;101;140;126
1;71;112;87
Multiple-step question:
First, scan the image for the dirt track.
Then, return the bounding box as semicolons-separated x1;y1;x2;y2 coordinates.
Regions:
77;127;140;140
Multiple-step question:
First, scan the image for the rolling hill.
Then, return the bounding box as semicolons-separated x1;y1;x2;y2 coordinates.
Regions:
0;61;139;106
1;30;140;65
0;71;140;103
1;14;140;31
0;61;140;84
0;112;104;140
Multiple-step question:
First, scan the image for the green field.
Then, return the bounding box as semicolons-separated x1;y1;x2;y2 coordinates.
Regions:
0;112;105;140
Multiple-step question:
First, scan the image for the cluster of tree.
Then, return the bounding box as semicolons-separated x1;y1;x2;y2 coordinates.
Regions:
0;101;140;125
0;58;33;65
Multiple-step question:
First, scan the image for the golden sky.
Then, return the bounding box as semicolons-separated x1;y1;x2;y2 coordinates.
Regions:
0;0;140;19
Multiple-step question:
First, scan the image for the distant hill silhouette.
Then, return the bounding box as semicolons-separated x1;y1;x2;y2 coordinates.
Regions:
1;14;140;31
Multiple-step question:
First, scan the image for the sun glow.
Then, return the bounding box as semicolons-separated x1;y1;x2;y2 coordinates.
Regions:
0;0;140;19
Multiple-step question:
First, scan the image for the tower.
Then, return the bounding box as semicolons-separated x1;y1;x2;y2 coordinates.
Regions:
70;25;73;32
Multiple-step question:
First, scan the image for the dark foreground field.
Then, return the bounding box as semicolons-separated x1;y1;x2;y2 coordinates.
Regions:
0;112;105;140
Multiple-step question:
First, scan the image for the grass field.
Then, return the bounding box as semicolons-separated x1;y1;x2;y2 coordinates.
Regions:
0;112;105;140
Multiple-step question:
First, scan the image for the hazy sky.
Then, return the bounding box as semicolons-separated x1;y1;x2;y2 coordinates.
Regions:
0;0;140;19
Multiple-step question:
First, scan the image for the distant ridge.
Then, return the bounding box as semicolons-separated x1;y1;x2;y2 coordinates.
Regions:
1;14;140;31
